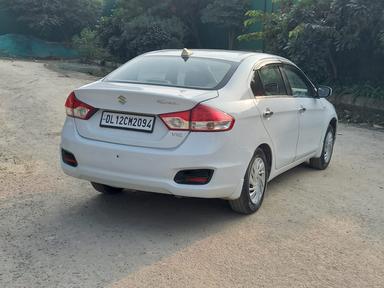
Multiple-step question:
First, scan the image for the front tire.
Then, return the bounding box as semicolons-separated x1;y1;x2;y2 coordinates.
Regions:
309;125;335;170
91;182;123;195
229;148;268;214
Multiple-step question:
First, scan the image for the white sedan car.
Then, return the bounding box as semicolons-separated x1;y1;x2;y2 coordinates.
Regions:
61;49;337;214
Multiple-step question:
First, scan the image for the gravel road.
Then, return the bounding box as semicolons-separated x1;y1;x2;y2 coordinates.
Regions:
0;59;383;288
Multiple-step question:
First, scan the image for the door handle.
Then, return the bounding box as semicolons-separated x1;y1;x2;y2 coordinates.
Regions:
263;109;274;118
299;106;307;113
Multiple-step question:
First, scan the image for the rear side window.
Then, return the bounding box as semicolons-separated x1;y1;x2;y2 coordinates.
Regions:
104;56;237;90
255;65;287;96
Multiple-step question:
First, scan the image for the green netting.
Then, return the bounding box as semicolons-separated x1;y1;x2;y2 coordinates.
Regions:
0;34;79;59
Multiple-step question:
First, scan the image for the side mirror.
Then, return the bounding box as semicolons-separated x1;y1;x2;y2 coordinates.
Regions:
317;85;333;98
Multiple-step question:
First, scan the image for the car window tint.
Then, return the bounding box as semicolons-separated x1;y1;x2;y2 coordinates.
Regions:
250;71;264;96
105;56;236;90
258;66;286;96
284;66;312;97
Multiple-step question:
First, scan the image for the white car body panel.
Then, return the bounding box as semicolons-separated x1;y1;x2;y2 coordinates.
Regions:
255;97;300;169
296;97;328;159
75;81;218;148
62;117;245;200
61;49;337;199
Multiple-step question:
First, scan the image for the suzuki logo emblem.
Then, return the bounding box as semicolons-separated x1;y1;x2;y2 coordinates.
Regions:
118;95;127;105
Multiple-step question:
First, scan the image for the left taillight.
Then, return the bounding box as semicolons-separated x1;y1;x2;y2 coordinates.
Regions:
65;91;97;120
160;104;235;132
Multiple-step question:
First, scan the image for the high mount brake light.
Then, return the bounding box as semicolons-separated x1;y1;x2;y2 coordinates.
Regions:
160;104;235;132
65;92;97;120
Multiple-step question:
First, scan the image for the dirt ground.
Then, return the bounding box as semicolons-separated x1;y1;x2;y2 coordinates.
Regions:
0;59;383;288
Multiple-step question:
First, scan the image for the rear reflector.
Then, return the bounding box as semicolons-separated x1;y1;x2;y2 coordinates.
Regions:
174;169;214;185
160;104;234;132
62;149;78;167
65;91;97;120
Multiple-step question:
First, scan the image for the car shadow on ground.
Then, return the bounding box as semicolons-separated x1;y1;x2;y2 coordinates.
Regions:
64;162;319;236
266;163;319;191
1;185;245;287
69;189;242;235
69;162;317;229
0;162;329;287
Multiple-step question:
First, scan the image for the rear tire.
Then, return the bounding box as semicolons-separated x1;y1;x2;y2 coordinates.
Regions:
309;125;335;170
91;182;123;194
229;148;269;214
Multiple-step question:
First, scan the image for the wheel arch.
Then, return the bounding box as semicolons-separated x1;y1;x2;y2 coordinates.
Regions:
258;143;273;178
330;117;338;137
315;116;338;158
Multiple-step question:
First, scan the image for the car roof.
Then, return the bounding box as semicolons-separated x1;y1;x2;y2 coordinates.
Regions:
143;49;285;63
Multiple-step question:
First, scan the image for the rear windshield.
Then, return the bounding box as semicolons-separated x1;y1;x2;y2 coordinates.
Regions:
104;56;238;90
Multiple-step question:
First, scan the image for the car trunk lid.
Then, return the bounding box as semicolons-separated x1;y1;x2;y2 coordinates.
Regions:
73;81;218;148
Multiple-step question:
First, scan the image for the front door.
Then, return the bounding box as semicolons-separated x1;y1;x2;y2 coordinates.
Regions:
281;65;325;159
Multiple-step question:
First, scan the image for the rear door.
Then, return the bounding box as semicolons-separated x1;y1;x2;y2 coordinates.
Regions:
281;65;325;159
252;64;300;170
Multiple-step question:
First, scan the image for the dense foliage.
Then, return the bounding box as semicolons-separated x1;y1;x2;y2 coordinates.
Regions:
0;0;249;61
1;0;102;41
201;0;249;49
240;0;384;87
2;0;384;98
98;0;186;61
97;0;249;61
72;28;108;62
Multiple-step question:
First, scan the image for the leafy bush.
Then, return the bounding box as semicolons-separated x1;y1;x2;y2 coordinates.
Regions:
98;1;186;61
239;0;384;86
334;84;384;101
201;0;249;49
72;28;109;63
98;0;251;61
2;0;102;41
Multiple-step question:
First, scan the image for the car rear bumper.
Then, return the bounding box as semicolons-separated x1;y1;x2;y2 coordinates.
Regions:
60;118;246;200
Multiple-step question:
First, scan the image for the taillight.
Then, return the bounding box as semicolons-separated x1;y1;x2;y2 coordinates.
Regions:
160;104;234;132
159;110;190;131
65;91;97;120
190;104;234;132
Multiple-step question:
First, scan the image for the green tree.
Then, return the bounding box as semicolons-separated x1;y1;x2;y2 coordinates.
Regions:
72;28;109;62
327;0;384;82
239;0;384;84
98;0;185;61
201;0;249;49
165;0;211;48
2;0;102;41
102;0;118;16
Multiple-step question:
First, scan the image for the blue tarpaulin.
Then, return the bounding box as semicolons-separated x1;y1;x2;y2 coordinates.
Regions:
0;34;78;59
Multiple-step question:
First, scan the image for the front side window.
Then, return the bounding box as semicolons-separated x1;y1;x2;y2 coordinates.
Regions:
254;65;287;96
283;66;314;98
104;56;237;90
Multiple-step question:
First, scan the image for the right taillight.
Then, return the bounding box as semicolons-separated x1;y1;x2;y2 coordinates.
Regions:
65;91;97;120
160;104;235;132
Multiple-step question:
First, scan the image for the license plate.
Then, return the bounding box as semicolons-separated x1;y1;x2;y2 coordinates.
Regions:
100;111;155;133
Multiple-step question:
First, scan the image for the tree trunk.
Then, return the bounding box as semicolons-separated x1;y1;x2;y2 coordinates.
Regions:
228;29;235;50
262;0;268;52
328;50;338;81
190;21;202;48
